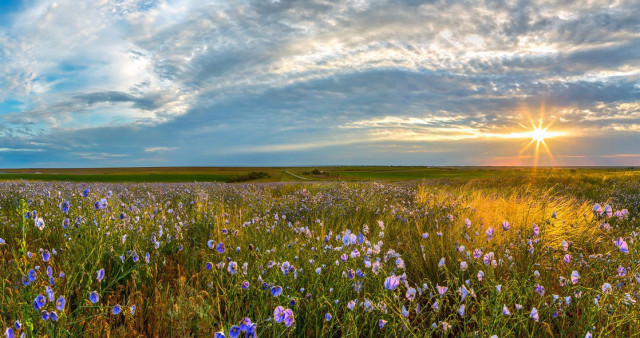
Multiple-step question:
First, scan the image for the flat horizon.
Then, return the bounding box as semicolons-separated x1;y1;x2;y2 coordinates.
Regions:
2;165;640;170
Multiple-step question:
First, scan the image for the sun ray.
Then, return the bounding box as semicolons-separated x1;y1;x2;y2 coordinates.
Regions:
511;103;566;167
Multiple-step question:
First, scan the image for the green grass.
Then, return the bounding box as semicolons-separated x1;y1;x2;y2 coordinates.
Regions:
0;166;637;182
0;173;235;182
0;171;639;336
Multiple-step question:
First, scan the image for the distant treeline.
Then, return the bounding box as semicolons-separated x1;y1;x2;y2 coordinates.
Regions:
302;169;339;177
227;171;270;183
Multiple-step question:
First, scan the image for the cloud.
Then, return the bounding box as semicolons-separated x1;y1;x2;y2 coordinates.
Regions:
0;147;43;152
74;91;156;110
72;152;130;160
145;146;177;152
0;0;639;167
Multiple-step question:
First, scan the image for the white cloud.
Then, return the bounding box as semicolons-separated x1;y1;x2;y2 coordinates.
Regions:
144;146;177;152
1;0;639;166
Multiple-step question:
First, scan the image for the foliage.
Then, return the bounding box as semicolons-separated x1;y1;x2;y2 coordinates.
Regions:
0;174;639;336
227;172;270;183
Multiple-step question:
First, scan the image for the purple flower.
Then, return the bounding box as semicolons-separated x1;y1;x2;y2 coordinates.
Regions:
379;319;387;329
5;327;14;338
41;310;49;321
384;276;400;290
530;307;539;322
502;221;510;231
207;240;214;249
533;223;540;236
46;286;55;301
458;285;469;300
34;294;46;309
283;308;294;327
592;203;603;215
227;261;238;274
97;268;105;282
229;325;240;338
614;237;628;254
50;311;59;321
437;285;448;296
216;242;225;254
502;304;511;315
485;227;494;240
406;287;416;301
42;250;51;262
602;283;612;293
246;323;257;338
571;271;579;284
89;291;99;304
458;304;465;317
271;285;283;297
36;218;45;230
274;306;285;323
325;313;332;321
112;305;121;315
401;305;409;317
239;317;251;331
534;284;545;296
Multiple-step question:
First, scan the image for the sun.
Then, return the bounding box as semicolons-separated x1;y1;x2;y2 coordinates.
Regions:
519;118;564;167
512;103;569;167
529;123;552;143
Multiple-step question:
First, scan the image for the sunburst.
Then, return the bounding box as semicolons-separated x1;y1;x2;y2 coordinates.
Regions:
518;106;562;167
530;123;552;144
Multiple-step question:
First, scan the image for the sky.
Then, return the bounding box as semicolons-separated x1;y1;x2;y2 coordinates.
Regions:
0;0;639;168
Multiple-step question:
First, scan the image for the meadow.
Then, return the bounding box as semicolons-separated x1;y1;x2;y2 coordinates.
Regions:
1;170;639;337
1;166;637;183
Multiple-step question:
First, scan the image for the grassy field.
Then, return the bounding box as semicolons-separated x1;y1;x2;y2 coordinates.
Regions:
1;170;639;336
1;166;638;182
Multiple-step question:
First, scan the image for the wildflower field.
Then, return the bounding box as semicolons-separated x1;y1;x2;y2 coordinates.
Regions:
1;171;639;337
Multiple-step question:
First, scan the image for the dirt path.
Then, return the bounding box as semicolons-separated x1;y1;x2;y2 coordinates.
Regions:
283;170;313;181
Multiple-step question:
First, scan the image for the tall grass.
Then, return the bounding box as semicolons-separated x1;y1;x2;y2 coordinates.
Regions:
0;175;638;337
